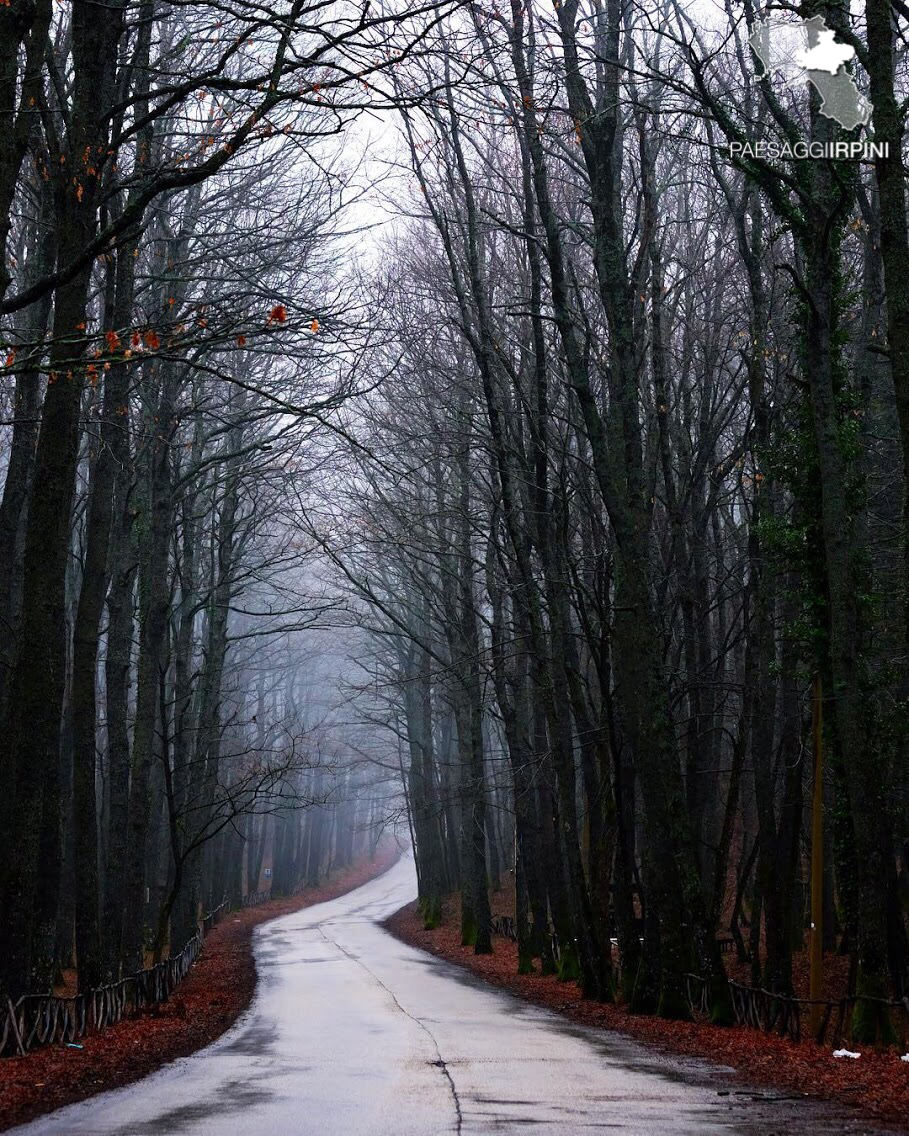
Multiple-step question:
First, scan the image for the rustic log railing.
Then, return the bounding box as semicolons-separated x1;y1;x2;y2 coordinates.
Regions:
486;913;909;1048
685;973;909;1047
241;889;272;909
0;897;230;1058
491;913;517;942
202;897;230;933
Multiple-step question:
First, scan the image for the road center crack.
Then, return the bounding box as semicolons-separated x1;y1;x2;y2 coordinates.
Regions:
315;925;463;1135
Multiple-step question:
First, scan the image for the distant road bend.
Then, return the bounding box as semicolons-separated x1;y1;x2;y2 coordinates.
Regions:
11;856;894;1135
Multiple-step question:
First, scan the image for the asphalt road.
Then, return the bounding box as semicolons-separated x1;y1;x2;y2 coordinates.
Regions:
10;854;895;1135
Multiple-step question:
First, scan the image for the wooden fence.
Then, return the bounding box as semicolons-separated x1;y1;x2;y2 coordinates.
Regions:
202;897;230;932
491;914;516;941
0;898;229;1058
488;915;908;1048
241;889;272;909
686;972;909;1047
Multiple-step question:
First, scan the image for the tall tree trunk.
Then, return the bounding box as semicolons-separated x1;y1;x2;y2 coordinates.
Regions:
70;256;136;991
0;0;126;1002
121;372;176;970
0;182;55;715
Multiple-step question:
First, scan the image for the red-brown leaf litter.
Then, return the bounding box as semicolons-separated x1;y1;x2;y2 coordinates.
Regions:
386;894;909;1131
0;845;400;1133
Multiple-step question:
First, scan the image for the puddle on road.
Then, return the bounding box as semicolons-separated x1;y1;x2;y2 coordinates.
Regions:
218;1019;280;1057
112;1082;274;1135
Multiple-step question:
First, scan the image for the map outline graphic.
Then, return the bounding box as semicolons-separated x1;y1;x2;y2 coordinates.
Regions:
749;14;871;131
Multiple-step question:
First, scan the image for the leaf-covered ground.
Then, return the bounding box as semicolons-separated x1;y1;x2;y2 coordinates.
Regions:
0;845;400;1133
385;896;909;1131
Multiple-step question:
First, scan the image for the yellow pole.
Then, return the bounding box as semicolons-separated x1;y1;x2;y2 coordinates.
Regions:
809;672;824;1039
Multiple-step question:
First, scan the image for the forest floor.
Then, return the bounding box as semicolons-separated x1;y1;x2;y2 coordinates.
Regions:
0;844;401;1133
385;892;909;1131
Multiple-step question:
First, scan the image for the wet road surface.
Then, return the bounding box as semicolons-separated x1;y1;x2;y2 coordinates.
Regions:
10;854;896;1135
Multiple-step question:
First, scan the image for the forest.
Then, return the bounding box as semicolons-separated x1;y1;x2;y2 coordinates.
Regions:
1;0;908;1060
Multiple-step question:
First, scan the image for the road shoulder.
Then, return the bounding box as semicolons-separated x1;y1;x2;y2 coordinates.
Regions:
384;897;909;1133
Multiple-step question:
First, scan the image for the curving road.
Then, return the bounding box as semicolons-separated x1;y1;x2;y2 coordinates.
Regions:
11;855;894;1135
